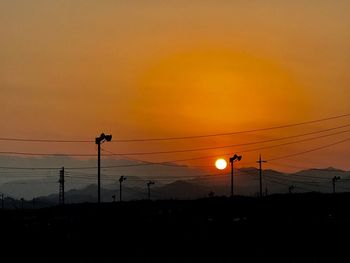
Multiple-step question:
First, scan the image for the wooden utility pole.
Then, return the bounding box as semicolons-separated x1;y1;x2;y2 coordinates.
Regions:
257;155;267;198
95;133;112;204
332;176;341;194
119;176;126;202
59;167;65;206
147;181;155;200
229;154;242;197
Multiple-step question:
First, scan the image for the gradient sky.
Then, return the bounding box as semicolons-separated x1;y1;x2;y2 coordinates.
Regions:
1;1;350;172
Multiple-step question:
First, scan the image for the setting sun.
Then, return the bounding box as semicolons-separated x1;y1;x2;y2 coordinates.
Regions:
215;158;227;170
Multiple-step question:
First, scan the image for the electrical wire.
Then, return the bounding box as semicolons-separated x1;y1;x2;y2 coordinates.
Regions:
0;113;349;143
100;125;350;155
267;138;350;161
0;136;349;171
2;127;350;157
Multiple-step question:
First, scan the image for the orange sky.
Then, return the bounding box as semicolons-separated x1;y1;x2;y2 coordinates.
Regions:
1;1;350;172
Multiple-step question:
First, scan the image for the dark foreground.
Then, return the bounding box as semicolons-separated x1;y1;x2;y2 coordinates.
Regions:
1;193;350;262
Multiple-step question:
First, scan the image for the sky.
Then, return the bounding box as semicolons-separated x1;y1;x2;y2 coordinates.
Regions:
1;1;350;173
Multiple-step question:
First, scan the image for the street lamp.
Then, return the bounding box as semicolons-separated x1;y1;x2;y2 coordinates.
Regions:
96;133;112;204
119;176;126;202
229;154;242;197
147;181;155;201
1;193;4;209
332;176;341;194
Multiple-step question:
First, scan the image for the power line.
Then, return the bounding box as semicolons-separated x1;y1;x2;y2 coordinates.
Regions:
264;177;312;192
236;129;350;154
101;125;350;155
263;172;329;189
66;172;230;181
0;138;91;143
0;113;349;143
266;172;330;183
98;134;350;166
268;161;349;173
101;148;188;167
265;174;330;190
0;152;96;157
0;166;62;170
267;138;350;161
2;127;350;157
111;113;350;142
0;136;349;171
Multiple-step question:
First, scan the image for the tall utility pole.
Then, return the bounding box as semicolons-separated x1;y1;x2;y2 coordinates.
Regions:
97;138;101;203
332;176;341;194
119;176;126;202
288;185;295;194
229;154;242;197
147;181;155;201
95;133;112;204
257;155;267;198
59;167;65;206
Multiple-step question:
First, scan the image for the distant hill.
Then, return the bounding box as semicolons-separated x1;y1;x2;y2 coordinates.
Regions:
151;180;212;199
39;180;212;204
0;178;86;199
264;168;350;194
41;184;149;204
3;166;350;206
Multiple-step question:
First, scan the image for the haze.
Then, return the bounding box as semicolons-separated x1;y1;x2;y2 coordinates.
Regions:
1;1;350;171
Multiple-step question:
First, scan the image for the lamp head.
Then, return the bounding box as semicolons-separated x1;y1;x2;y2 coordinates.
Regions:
96;133;112;144
119;176;126;182
96;133;105;144
230;154;242;162
148;181;155;186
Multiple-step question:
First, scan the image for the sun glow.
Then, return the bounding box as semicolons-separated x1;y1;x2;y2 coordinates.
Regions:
215;158;227;170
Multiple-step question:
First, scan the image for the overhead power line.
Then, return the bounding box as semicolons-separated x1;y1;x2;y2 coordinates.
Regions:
0;113;349;143
103;125;350;155
111;113;350;142
0;136;349;171
1;126;350;157
263;177;312;192
104;127;350;156
86;136;350;168
268;161;349;173
100;130;350;162
267;138;350;161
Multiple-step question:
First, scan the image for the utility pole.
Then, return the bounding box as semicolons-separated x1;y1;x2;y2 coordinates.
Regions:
332;176;341;194
230;159;233;197
256;154;267;198
229;154;242;197
95;133;112;204
147;181;155;201
20;198;24;210
119;176;126;202
1;193;3;209
288;185;295;194
59;167;65;206
97;139;101;203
